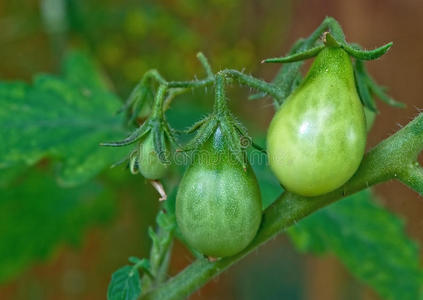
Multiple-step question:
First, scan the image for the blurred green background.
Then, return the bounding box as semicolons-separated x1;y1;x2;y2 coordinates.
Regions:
1;0;423;299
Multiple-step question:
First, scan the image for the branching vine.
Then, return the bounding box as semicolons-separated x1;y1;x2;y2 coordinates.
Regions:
104;17;423;300
141;111;423;300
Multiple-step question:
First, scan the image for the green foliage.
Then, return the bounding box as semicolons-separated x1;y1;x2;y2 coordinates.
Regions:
0;171;115;283
107;265;142;300
0;51;127;186
288;190;423;300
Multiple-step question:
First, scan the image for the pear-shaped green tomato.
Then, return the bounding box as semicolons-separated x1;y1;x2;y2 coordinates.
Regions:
176;127;262;257
267;47;366;197
137;132;169;180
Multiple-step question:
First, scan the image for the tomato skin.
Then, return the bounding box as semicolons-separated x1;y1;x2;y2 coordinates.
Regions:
176;127;262;257
267;47;366;197
138;132;168;180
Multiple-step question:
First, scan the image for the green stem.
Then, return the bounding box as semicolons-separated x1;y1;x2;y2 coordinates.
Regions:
214;73;227;115
142;214;175;291
149;230;174;284
398;164;423;196
167;78;213;89
156;241;173;283
144;69;167;85
196;52;214;79
221;69;282;101
151;85;167;119
142;113;423;300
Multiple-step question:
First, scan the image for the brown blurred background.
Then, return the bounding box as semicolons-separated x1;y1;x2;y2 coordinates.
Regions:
1;0;423;299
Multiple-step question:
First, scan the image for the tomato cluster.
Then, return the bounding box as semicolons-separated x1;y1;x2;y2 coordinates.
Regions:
109;43;377;258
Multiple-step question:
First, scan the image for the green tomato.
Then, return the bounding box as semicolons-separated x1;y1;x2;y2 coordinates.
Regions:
137;132;169;179
176;127;262;257
267;47;366;197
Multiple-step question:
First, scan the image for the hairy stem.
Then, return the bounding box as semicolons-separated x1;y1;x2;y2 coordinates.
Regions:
214;73;227;114
142;113;423;300
151;85;167;119
398;164;423;196
221;69;282;101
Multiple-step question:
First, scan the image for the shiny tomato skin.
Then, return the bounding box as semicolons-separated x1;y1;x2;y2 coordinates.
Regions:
267;47;366;197
176;127;262;258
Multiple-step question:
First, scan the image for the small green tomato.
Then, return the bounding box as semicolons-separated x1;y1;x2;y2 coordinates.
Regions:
176;127;262;258
137;132;169;180
267;47;367;197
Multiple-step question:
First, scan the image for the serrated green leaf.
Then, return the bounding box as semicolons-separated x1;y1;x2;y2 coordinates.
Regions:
107;265;141;300
0;53;128;186
0;171;115;283
288;190;423;300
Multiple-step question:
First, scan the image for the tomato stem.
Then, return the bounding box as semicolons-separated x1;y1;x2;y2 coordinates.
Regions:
142;112;423;300
214;73;227;115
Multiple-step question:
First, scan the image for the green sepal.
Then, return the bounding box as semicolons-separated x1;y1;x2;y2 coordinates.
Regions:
100;122;151;147
353;59;405;109
249;38;308;102
366;75;405;108
263;45;325;64
354;61;378;112
342;42;393;60
180;116;218;151
151;120;167;164
119;78;154;123
184;115;211;134
220;118;246;169
128;149;139;174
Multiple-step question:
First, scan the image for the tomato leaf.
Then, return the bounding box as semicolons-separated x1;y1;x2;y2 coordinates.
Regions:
107;265;141;300
0;52;128;186
0;171;115;283
288;190;423;300
62;51;110;90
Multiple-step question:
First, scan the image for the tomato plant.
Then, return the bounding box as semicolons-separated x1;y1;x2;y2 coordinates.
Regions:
101;18;423;300
2;10;423;300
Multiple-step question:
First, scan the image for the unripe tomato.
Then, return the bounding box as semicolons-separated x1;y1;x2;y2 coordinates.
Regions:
138;132;169;180
176;127;262;257
267;47;366;197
